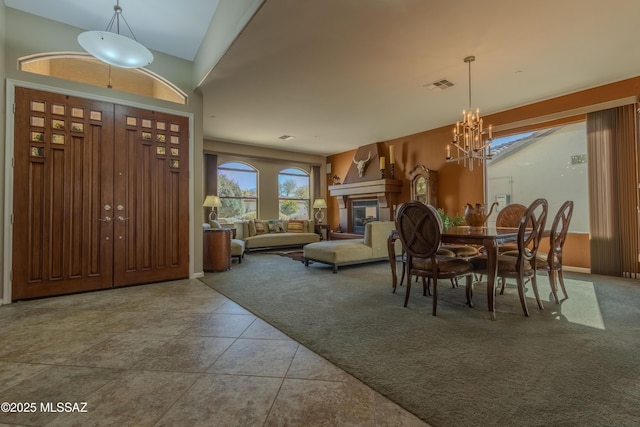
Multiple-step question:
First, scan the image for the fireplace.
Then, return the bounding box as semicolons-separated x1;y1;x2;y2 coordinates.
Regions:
327;143;403;234
352;200;379;234
328;179;402;234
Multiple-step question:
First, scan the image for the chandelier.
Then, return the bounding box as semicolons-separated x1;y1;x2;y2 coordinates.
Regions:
77;0;154;68
446;56;492;171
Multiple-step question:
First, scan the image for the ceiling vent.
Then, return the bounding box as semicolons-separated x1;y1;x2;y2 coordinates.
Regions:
279;135;295;140
424;79;455;91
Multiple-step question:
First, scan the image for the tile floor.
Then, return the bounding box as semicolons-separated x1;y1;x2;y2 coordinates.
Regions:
0;278;428;426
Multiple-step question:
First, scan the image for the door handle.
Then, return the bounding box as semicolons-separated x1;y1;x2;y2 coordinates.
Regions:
117;216;130;221
98;216;112;222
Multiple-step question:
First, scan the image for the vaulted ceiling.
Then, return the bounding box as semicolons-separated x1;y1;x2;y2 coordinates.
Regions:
7;0;640;156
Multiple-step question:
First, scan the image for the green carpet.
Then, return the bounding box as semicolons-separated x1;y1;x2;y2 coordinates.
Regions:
200;253;640;427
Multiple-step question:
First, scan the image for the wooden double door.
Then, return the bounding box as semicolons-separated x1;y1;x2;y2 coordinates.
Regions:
12;87;190;300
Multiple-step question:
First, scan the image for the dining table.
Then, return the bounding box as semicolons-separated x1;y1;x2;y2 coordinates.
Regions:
388;225;521;320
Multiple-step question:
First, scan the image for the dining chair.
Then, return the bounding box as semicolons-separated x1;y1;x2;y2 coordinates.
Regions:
469;198;548;317
495;203;527;253
496;203;527;227
394;201;474;315
535;200;574;303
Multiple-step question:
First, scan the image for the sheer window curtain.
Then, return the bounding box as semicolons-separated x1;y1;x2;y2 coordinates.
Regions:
587;104;639;277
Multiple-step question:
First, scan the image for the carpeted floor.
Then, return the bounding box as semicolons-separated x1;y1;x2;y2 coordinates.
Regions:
201;254;640;427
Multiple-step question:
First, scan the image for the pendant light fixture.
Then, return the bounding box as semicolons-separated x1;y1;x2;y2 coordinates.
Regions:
77;0;153;69
446;56;493;171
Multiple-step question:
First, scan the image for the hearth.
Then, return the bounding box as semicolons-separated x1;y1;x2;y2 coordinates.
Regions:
352;200;379;234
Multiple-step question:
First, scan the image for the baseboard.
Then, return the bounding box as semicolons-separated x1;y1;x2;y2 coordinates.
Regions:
192;271;205;279
563;266;590;274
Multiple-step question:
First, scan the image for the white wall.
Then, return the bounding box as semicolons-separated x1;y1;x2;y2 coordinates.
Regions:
487;122;588;232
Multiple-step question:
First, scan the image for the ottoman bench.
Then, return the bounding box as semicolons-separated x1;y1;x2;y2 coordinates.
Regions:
303;221;400;273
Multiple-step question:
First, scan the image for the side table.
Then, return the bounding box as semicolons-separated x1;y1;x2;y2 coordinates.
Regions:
203;229;232;271
315;223;330;241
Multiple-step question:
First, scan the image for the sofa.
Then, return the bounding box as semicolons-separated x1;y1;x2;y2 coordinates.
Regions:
234;219;320;251
303;220;401;273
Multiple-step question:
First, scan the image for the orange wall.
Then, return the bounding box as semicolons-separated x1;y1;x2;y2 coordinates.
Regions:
326;76;640;270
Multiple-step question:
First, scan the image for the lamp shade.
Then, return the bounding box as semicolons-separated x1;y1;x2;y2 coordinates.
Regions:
78;30;154;68
313;199;327;209
203;195;222;208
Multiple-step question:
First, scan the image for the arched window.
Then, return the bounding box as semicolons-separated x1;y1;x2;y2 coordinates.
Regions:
278;168;310;220
218;162;258;221
19;53;187;104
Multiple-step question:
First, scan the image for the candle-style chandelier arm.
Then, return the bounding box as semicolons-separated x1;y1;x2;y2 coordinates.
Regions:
445;56;493;171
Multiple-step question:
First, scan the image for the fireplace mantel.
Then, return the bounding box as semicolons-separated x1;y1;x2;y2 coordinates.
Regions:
328;178;402;232
328;178;402;198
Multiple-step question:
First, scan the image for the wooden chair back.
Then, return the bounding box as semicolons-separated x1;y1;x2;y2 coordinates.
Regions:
516;198;548;269
549;200;574;262
496;203;527;228
394;201;442;261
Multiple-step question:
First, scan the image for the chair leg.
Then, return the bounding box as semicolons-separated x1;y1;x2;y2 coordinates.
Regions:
398;262;406;288
403;273;412;307
423;277;429;296
465;274;474;308
548;269;560;304
500;277;506;295
431;277;438;316
516;276;530;317
557;269;569;299
531;273;544;310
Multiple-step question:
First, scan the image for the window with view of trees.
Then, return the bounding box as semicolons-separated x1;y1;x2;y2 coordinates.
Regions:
278;168;310;220
217;162;258;220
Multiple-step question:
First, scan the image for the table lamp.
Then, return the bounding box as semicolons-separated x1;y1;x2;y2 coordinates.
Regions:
313;198;327;223
203;195;222;223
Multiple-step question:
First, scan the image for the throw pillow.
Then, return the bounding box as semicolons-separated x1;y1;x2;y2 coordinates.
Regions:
248;220;257;236
287;220;304;233
254;220;267;235
267;220;285;233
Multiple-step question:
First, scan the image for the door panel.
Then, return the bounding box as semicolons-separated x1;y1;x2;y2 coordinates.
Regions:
12;88;189;300
12;87;114;299
112;105;189;286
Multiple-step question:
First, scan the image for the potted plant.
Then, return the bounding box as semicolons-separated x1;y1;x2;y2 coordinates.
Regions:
437;208;464;231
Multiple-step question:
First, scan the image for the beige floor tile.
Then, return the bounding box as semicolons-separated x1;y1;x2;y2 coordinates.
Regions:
208;338;299;377
0;361;51;391
183;312;257;337
240;318;294;340
286;346;353;382
66;332;175;369
132;335;235;372
213;299;254;315
264;377;375;426
0;365;122;426
47;370;200;427
155;374;282;426
0;329;113;364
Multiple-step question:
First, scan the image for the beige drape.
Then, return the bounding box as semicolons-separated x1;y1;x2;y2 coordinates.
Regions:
587;104;639;277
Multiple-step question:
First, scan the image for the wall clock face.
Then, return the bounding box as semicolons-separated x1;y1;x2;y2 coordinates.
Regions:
416;177;426;194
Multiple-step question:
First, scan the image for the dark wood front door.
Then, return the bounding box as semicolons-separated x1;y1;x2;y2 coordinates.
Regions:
12;87;189;300
112;105;189;286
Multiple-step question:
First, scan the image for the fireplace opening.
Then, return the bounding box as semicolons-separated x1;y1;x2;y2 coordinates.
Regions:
352;200;379;234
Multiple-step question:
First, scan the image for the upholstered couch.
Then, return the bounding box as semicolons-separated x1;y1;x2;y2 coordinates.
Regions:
234;219;320;251
303;220;401;273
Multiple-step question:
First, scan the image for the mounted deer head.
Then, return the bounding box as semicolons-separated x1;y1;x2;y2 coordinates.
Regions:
352;151;371;177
